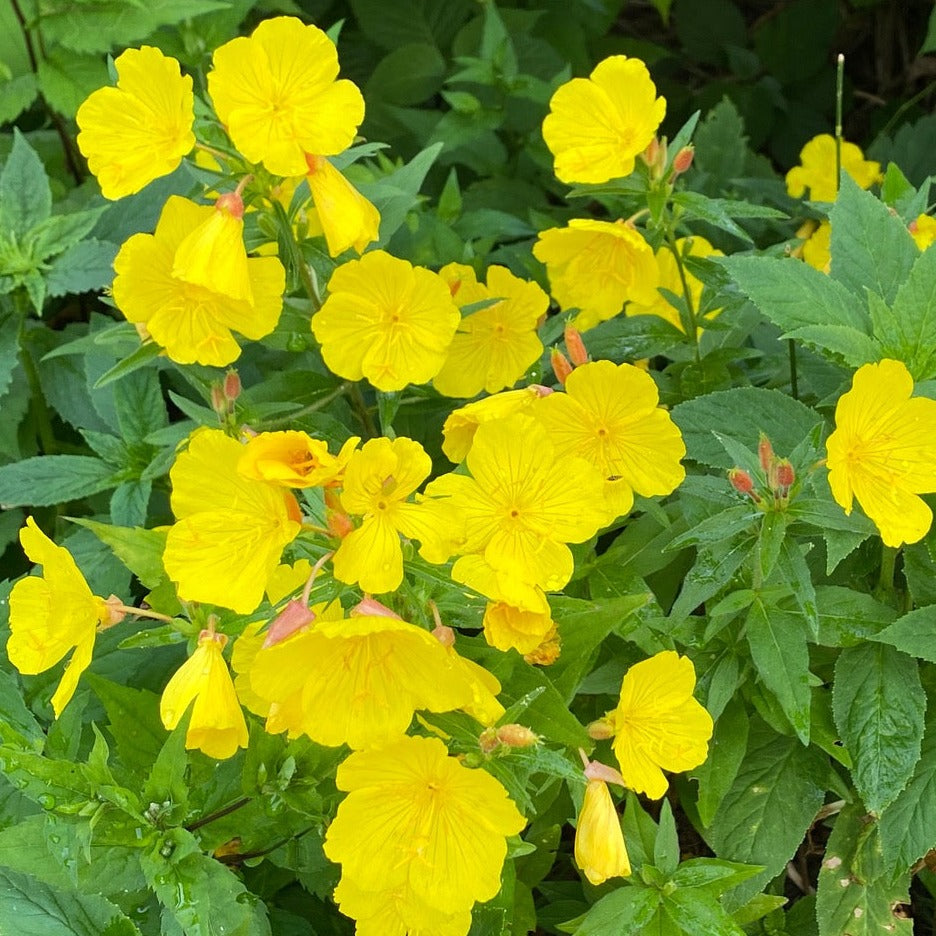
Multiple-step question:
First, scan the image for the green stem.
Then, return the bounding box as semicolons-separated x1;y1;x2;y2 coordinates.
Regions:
185;796;250;832
877;544;898;598
260;382;351;429
834;53;844;195
16;296;57;455
348;383;378;439
788;339;799;399
665;231;701;362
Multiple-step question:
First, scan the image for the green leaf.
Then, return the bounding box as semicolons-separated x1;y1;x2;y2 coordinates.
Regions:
0;305;21;400
661;888;745;935
35;48;110;118
0;130;51;238
694;97;747;184
815;804;913;936
672;387;820;469
668;537;751;622
833;643;925;814
0;866;142;936
571;886;661;935
745;601;811;744
367;43;446;106
30;207;108;259
870;605;936;663
828;173;918;304
704;719;827;908
654;800;680;877
923;3;936;54
0;73;38;124
814;585;897;647
110;480;151;527
672;192;786;242
86;675;165;777
92;340;163;389
0;455;116;506
695;698;749;827
43;239;117;298
67;519;166;589
669;858;763;895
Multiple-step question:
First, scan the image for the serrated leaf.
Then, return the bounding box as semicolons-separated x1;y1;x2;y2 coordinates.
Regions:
668;537;751;622
815;804;913;936
30;207;108;259
570;886;661;935
67;519;166;589
662;888;746;935
829;173;917;304
673;192;786;242
870;605;936;663
704;719;827;908
86;675;165;776
670;858;763;895
0;129;51;237
35;48;110;118
696;698;749;827
0;455;115;507
44;238;117;298
0;305;21;400
0;73;38;124
833;643;925;815
745;601;811;744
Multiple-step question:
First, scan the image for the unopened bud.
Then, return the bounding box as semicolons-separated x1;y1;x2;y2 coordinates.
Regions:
496;724;539;748
352;596;402;619
103;595;127;626
551;347;573;386
478;727;500;754
264;599;315;647
728;467;755;496
671;145;694;175
583;759;625;786
326;509;355;539
215;191;245;219
564;324;589;366
775;458;795;493
758;433;774;472
586;716;615;741
223;369;241;403
432;623;456;647
210;382;227;417
641;136;667;179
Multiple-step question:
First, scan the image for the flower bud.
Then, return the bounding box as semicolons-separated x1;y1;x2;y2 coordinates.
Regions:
432;623;456;647
263;599;315;647
671;145;694;175
551;347;573;387
478;727;500;754
496;724;539;748
103;594;127;627
586;716;615;741
210;382;227;418
215;190;245;219
352;596;402;619
728;467;756;498
758;433;774;472
564;324;589;366
223;369;241;403
775;458;795;494
574;776;631;885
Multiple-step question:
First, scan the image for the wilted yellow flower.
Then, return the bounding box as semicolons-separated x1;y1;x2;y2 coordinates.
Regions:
305;154;380;257
627;235;723;331
426;414;607;593
208;17;364;177
311;250;460;391
533;360;685;518
910;214;936;251
238;431;359;488
160;630;248;760
163;429;302;614
333;878;471;936
8;517;109;717
324;736;525;919
441;385;550;463
76;46;194;200
542;55;666;185
608;651;713;799
247;613;501;747
433;264;548;398
574;763;631;885
785;134;882;202
826;359;936;547
533;219;659;331
112;195;285;366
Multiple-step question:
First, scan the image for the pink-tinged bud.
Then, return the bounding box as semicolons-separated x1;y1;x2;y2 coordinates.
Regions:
564;324;589;366
433;623;456;647
758;433;774;472
478;727;500;754
551;348;573;386
223;369;241;403
215;191;245;219
775;458;795;492
530;384;554;398
496;724;539;748
671;145;694;175
103;594;127;626
264;599;316;647
586;717;615;741
728;467;755;496
641;136;667;178
210;382;227;417
352;596;402;619
583;759;625;786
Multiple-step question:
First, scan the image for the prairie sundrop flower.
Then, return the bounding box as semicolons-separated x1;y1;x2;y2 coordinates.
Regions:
324;735;526;929
426;413;607;593
208;17;364;178
433;264;548;398
311;250;460;391
533;219;659;331
163;429;302;614
533;360;686;518
574;760;631;885
331;436;454;593
332;878;470;936
160;630;248;760
238;431;359;488
112;195;285;366
76;46;194;200
605;651;712;799
826;359;936;547
8;517;110;717
785;134;882;202
542;55;666;185
627;235;723;331
305;154;380;257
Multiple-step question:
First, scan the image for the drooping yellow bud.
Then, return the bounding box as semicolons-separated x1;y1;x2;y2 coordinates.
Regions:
574;769;631;885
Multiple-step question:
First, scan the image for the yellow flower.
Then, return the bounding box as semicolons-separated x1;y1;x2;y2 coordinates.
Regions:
542;55;666;185
333;878;471;936
247;613;501;747
163;429;302;614
311;250;461;391
911;214;936;251
533;360;685;518
426;414;608;592
627;235;724;331
112;195;285;366
608;651;713;799
797;219;831;273
324;736;525;917
826;359;936;547
575;770;631;885
441;385;549;463
160;630;248;760
208;16;364;177
8;517;109;717
238;431;359;488
785;134;882;202
305;154;381;257
76;46;194;200
332;436;452;593
533;219;659;331
433;264;548;398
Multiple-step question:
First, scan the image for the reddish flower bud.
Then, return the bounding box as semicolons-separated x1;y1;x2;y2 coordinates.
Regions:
496;724;539;748
775;458;795;492
223;369;241;403
478;727;500;754
432;623;456;647
728;467;755;496
551;347;573;386
758;433;774;472
264;599;316;647
210;382;227;417
564;324;589;366
671;145;694;175
215;190;245;219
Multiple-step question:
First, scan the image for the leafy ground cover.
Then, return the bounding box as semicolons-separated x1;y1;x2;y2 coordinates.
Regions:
2;1;936;934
